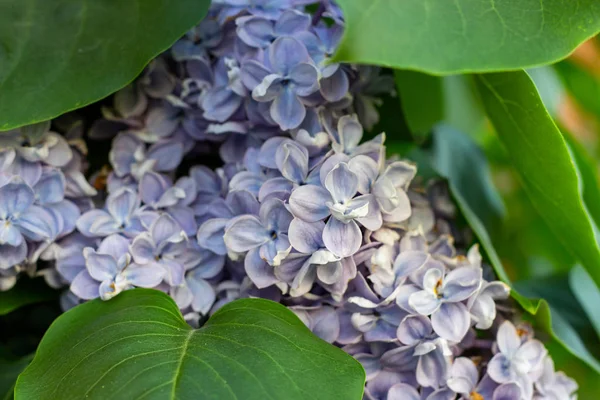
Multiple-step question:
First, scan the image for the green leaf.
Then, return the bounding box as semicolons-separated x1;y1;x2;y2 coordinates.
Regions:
555;61;600;118
395;71;484;141
474;71;600;291
394;70;444;141
0;0;210;130
563;132;600;230
332;0;600;74
570;266;600;341
0;278;58;316
0;355;31;400
15;289;365;400
431;125;505;230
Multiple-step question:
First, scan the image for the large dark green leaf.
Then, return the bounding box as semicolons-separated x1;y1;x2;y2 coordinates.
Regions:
474;71;600;291
0;278;58;316
332;0;600;74
15;289;365;400
0;0;210;130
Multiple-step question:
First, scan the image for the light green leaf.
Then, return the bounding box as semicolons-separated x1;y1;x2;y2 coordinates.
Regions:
15;289;365;400
332;0;600;74
474;71;600;291
0;0;210;130
0;278;58;316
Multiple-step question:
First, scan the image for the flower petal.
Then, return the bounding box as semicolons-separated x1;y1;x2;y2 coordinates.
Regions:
325;162;358;203
270;86;305;130
322;218;361;258
288;184;330;222
431;302;471;342
245;247;278;288
288;218;324;254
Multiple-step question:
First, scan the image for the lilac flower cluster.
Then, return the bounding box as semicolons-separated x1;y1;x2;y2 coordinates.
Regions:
0;120;96;291
6;0;576;398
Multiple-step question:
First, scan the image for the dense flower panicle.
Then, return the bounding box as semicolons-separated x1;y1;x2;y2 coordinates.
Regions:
0;120;96;290
7;1;577;399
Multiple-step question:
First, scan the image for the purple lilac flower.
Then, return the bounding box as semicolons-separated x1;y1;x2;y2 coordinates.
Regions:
76;187;144;238
130;214;187;286
70;234;164;300
408;266;482;342
487;321;547;399
242;37;320;130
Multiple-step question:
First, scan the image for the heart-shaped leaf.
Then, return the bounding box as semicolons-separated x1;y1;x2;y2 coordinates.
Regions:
15;289;365;400
333;0;600;74
0;0;210;130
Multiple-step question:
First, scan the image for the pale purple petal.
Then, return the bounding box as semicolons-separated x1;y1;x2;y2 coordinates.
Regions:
0;242;27;269
197;218;228;255
85;251;118;282
442;266;482;302
396;315;432;345
416;346;450;389
224;215;270;252
270;86;306;130
288;184;330;221
76;209;118;237
323;218;361;258
431;302;471;342
245;247;278;288
147;141;184;172
275;142;308;183
124;262;165;288
259;198;293;232
259;234;291;266
130;233;155;264
288;218;324;254
393;250;429;279
409;290;441;316
387;383;420;400
0;181;34;217
289;63;319;96
493;383;522;400
151;214;185;247
348;155;379;194
447;357;478;394
497;321;521;357
188;277;216;315
70;270;100;300
269;36;310;76
325;162;358;203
